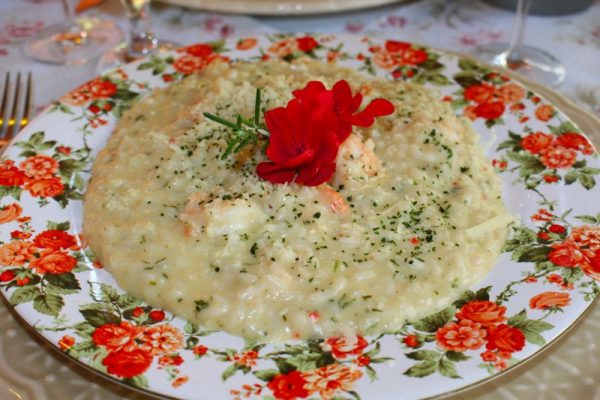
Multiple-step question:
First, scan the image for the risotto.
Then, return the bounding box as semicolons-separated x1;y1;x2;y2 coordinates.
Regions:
83;59;511;341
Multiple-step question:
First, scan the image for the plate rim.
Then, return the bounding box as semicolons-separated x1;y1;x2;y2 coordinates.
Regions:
158;0;407;16
0;34;598;400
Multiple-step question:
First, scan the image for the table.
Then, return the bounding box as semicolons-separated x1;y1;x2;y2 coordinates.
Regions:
0;0;599;399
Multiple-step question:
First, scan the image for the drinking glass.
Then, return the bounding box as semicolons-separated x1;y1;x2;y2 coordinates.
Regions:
23;0;123;65
98;0;178;72
475;0;566;87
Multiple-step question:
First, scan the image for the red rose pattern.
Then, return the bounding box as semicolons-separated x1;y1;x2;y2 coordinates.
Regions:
321;336;368;359
30;249;77;274
529;292;571;309
435;319;487;352
455;300;507;326
267;370;309;400
539;146;577;169
485;324;526;353
521;132;554;154
33;230;77;250
102;349;153;378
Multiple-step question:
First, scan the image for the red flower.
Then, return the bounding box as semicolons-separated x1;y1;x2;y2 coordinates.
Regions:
0;270;15;282
30;249;77;274
535;104;555;121
530;291;570;309
547;274;563;284
548;241;586;267
400;48;428;65
296;36;318;52
236;37;258;51
20;154;59;180
148;310;166;322
183;43;213;58
520;132;554;154
455;300;507;326
16;276;30;286
556;132;594;155
539;146;577;169
548;224;566;234
267;370;309;400
486;324;525;352
321;336;368;359
33;230;77;250
59;335;75;351
436;319;487;352
543;174;559;183
256;98;340;186
531;208;553;222
89;79;118;98
497;83;525;104
173;55;207;74
25;177;64;198
570;226;600;251
102;349;153;378
88;104;101;114
292;80;395;142
480;350;497;362
193;345;208;356
525;275;538;283
464;84;495;104
474;101;505;120
132;306;144;317
582;249;600;281
384;40;411;53
158;354;184;366
354;355;371;367
162;74;173;82
537;231;550;240
92;321;142;352
403;334;420;348
57;146;71;155
0;160;27;187
0;203;22;225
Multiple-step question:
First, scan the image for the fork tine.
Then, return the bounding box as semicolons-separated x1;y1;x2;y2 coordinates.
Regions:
4;72;21;142
21;72;32;129
0;72;9;132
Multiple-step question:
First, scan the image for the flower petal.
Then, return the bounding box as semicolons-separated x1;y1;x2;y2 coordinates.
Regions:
256;162;296;184
350;98;395;127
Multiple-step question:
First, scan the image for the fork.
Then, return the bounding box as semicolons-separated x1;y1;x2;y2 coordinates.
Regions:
0;72;33;150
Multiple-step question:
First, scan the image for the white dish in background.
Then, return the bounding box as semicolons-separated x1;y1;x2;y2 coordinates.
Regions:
159;0;406;15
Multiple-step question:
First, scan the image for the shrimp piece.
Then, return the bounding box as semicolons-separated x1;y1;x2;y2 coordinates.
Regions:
180;192;209;237
317;184;349;215
333;134;382;186
180;192;264;237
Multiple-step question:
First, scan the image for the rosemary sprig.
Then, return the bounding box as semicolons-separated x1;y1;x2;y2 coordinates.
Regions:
203;88;269;160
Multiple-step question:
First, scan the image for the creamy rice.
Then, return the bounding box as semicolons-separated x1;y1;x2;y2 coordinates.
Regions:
83;59;511;341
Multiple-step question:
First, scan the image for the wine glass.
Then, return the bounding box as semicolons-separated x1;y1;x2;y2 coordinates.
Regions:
475;0;566;87
98;0;178;72
23;0;123;65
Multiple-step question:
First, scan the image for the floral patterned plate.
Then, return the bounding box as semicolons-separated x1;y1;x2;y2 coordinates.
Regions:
0;34;598;400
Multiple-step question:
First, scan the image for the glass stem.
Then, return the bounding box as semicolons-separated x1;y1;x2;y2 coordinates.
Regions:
505;0;531;64
121;0;157;58
63;0;75;22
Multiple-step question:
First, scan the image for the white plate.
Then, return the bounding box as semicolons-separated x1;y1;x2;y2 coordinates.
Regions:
159;0;405;15
0;34;598;400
